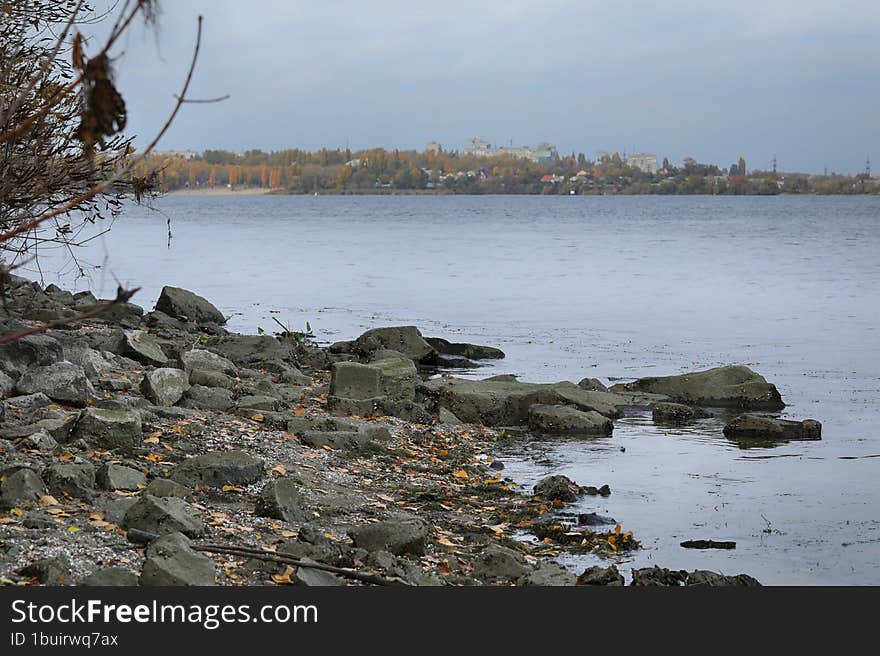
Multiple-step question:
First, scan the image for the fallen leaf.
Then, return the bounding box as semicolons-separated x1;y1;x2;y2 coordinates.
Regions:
452;469;469;480
39;495;59;506
271;464;287;476
9;508;23;517
271;565;295;585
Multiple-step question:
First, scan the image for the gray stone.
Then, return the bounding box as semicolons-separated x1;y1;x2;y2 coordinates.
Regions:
438;407;465;425
519;561;576;586
236;395;279;411
254;478;309;523
119;330;167;366
259;360;311;385
351;326;435;362
179;349;237;376
576;565;625;586
140;532;216;586
630;566;688;586
294;560;345;586
299;431;366;451
171;451;264;487
577;377;608;392
0;468;47;507
652;402;698;424
139;368;190;406
18;555;71;585
143;478;191;499
97;463;146;491
0;370;15;396
369;357;419;401
425;337;505;360
188;369;234;389
723;414;821;441
177;385;234;411
348;517;430;556
5;392;53;410
80;567;139;586
204;334;290;366
73;407;142;451
155;286;226;325
0;334;63;378
528;404;613;436
100;497;138;524
43;462;96;499
473;544;531;583
22;429;58;451
63;347;113;382
610;365;785;410
534;475;581;502
122;495;205;538
686;570;761;587
329;362;382;399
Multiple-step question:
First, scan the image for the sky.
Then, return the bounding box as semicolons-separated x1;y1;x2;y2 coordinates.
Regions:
90;0;880;174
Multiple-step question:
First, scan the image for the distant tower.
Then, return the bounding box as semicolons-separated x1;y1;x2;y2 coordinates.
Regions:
772;154;777;174
866;155;871;177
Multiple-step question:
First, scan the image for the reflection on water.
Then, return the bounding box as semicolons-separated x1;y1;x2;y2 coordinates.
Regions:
29;194;880;584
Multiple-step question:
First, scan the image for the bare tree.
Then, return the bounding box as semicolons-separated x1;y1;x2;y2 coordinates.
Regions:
0;0;220;338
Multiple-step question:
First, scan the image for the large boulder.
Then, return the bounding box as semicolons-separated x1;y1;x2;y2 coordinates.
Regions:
73;407;142;451
0;468;47;508
119;330;167;366
723;415;821;441
15;362;94;405
577;565;625;586
177;384;234;410
349;326;434;362
204;334;290;366
96;463;146;491
43;462;96;499
610;365;784;410
534;475;582;502
472;544;531;583
171;451;264;487
140;368;190;406
139;532;215;586
123;495;205;537
178;349;237;376
155;286;226;325
348;517;430;556
528;404;613;436
418;377;624;426
0;334;63;378
425;337;505;360
330;357;418;402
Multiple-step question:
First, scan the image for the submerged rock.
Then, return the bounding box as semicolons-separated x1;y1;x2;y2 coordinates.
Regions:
610;365;784;410
576;565;625;586
723;414;821;441
425;337;505;360
528;404;613;436
534;475;582;502
652;401;703;424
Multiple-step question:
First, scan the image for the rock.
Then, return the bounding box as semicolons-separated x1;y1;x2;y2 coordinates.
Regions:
4;392;52;410
120;330;167;366
576;565;625;586
0;334;63;378
577;512;616;526
122;495;205;537
178;349;237;376
43;462;96;499
80;567;139;586
254;478;309;523
143;478;191;499
188;369;234;389
723;415;822;441
0;370;14;396
652;402;699;424
93;301;144;327
177;385;234;411
528;404;613;436
348;517;430;556
100;497;138;524
299;431;367;452
685;570;761;587
73;407;142;451
519;561;576;586
236;395;279;411
631;566;688;586
610;365;785;410
171;451;264;487
438;407;465;425
534;475;581;502
204;334;290;366
329;361;381;399
0;412;77;443
294;560;345;586
63;346;113;382
328;357;419;413
259;360;311;385
0;468;47;507
139;368;190;406
139;532;216;586
680;539;736;550
472;544;531;583
22;429;58;451
18;555;71;585
578;377;608;392
425;337;505;360
96;463;146;491
155;286;226;325
351;326;435;362
418;377;624;426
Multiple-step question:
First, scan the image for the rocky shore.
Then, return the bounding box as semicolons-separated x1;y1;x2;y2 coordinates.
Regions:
0;276;821;586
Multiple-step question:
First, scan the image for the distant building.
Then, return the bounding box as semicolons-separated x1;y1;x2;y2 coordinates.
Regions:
154;150;198;160
465;137;557;163
426;142;442;154
625;153;658;175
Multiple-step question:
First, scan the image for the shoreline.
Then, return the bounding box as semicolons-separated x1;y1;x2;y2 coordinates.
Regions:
0;279;777;586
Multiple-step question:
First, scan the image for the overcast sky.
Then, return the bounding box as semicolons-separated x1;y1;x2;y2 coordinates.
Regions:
94;0;879;173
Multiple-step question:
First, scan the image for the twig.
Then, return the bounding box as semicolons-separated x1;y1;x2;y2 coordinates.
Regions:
194;543;412;587
0;285;139;345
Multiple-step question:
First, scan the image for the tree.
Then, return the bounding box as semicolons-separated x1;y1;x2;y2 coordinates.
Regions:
738;157;746;176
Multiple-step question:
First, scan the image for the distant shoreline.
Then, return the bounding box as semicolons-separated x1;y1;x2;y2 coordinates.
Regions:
167;187;280;196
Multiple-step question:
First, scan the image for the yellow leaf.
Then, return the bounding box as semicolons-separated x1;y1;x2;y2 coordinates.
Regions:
437;537;457;547
615;524;622;536
271;565;295;585
271;464;287;476
293;406;306;416
67;526;80;533
10;508;23;517
452;469;469;480
221;485;244;492
251;413;265;422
